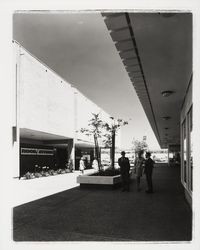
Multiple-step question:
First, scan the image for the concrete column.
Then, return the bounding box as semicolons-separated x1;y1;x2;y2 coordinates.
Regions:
68;139;75;170
111;130;115;168
12;127;20;178
13;43;21;178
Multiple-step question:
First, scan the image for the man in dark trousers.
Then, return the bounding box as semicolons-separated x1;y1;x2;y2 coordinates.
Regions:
144;152;154;193
118;151;130;192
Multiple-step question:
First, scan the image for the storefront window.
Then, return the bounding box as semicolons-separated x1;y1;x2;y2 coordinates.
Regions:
189;107;193;191
190;130;193;191
182;120;187;183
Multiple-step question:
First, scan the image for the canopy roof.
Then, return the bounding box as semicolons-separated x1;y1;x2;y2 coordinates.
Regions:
103;12;192;148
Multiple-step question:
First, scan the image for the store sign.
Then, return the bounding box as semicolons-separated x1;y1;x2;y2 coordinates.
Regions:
21;148;37;155
38;149;54;155
21;148;54;155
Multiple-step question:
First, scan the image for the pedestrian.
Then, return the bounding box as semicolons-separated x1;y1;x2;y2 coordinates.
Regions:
118;151;130;192
134;150;145;191
79;157;85;174
144;152;154;193
68;158;74;172
92;157;99;171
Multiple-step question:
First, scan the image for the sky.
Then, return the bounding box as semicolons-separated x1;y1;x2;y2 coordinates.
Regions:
13;12;161;150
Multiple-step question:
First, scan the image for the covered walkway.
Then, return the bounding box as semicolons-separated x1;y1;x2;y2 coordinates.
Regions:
13;164;192;241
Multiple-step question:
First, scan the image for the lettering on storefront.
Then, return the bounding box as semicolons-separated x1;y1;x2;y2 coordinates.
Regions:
37;149;54;155
21;148;54;155
21;148;37;155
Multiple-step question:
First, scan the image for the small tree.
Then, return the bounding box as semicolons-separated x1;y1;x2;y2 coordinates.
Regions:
132;137;148;157
80;113;103;171
102;117;128;169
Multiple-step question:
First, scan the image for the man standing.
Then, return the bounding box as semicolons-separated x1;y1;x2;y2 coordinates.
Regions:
118;151;130;192
144;152;154;193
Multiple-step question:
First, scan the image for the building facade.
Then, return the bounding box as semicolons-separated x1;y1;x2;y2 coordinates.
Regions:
180;78;193;206
13;41;112;178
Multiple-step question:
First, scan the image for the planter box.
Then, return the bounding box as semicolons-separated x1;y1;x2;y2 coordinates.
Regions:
77;174;121;187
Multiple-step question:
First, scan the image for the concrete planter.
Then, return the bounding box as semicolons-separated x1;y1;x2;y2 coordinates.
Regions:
77;174;121;187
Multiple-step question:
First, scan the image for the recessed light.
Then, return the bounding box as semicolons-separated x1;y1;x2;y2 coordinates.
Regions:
161;90;174;97
162;116;171;120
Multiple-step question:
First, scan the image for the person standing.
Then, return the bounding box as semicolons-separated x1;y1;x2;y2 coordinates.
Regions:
134;150;145;191
79;157;85;174
67;158;74;172
144;152;154;193
118;151;130;192
92;157;99;171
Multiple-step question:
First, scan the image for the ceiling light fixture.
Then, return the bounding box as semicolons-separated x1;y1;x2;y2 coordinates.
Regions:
161;90;174;97
162;116;171;120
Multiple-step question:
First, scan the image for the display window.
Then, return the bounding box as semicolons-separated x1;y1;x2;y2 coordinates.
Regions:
188;107;193;192
182;120;187;184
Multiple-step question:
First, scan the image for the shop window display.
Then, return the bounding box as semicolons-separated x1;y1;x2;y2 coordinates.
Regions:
182;120;187;184
189;107;193;191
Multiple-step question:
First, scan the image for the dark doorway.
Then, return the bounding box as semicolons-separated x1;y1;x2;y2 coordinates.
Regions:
55;148;68;169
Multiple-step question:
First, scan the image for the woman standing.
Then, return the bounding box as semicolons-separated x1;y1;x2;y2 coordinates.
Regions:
92;157;99;171
79;157;85;174
134;150;145;191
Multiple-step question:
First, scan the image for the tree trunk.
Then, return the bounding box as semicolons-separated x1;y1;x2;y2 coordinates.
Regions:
111;130;115;169
94;135;101;171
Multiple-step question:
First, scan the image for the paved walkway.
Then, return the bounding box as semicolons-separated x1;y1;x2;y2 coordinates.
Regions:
13;164;192;241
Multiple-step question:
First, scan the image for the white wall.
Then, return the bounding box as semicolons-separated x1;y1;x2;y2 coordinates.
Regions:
15;42;117;161
18;45;75;138
181;82;192;124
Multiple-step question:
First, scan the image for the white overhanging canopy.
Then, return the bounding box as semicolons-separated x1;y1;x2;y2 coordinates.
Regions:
102;12;192;148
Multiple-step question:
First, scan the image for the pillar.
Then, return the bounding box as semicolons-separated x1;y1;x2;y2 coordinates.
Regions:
13;43;21;178
12;126;20;178
68;139;75;171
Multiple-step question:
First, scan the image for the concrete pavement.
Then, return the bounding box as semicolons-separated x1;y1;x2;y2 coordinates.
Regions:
13;164;192;241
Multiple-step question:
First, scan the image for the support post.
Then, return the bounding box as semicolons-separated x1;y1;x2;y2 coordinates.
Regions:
111;130;115;168
68;139;75;171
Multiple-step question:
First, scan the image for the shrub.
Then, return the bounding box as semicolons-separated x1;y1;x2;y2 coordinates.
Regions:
48;169;55;175
34;172;42;178
24;172;35;179
41;171;49;177
57;169;62;174
91;167;120;176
